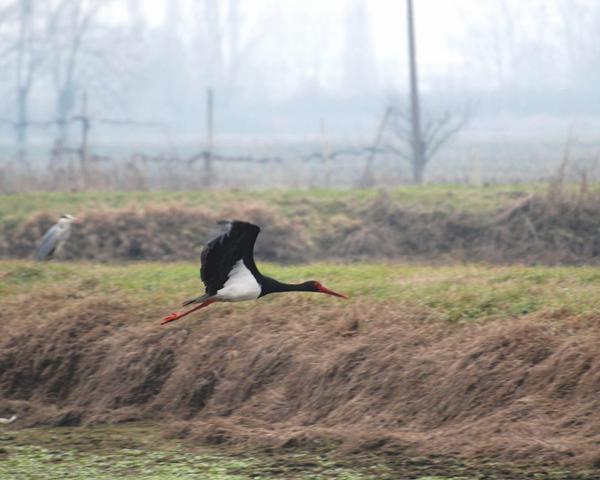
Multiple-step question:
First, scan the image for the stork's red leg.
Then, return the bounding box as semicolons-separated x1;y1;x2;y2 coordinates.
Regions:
161;299;216;325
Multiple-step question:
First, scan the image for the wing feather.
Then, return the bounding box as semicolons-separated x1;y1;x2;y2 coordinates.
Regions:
36;225;61;261
36;223;71;261
200;221;261;295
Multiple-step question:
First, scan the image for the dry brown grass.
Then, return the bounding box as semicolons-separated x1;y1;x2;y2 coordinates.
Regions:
1;291;600;470
0;205;311;264
4;188;600;265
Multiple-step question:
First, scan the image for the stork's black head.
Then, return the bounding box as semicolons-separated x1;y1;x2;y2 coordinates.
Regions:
304;281;348;299
260;277;348;298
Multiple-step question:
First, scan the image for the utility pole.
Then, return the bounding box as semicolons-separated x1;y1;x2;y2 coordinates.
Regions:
407;0;425;184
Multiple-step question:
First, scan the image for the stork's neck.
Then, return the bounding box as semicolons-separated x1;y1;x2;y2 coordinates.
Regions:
259;276;313;297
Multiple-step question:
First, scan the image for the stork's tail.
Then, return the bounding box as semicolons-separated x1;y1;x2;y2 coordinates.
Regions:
182;294;211;307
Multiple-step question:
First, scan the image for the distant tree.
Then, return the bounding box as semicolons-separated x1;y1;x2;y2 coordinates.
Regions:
46;0;140;153
558;0;600;87
341;0;377;94
0;0;139;160
384;102;471;184
46;0;112;149
155;0;189;120
0;0;46;161
458;0;518;88
457;0;560;90
193;0;264;97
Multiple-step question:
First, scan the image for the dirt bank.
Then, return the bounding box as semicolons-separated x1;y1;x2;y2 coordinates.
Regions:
1;293;600;470
0;205;311;264
3;191;600;264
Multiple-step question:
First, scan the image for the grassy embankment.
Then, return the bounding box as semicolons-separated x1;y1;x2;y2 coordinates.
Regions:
1;260;599;479
0;184;538;223
1;186;599;479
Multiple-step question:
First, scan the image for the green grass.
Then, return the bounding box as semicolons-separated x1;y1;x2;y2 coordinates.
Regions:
2;260;600;323
0;424;582;480
0;424;392;480
0;185;542;224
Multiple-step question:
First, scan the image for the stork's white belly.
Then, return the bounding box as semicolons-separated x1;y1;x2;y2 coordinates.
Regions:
216;260;262;302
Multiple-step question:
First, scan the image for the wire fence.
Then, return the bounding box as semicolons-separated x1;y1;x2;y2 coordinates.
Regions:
2;100;599;192
0;102;403;191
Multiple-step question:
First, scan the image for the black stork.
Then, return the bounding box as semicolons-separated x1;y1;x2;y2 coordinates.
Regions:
162;220;347;324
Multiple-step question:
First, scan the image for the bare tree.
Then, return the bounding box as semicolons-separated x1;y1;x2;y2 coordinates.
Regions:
458;0;559;90
46;0;103;149
0;0;46;161
558;0;600;86
384;103;471;184
46;0;135;154
194;0;264;95
341;0;377;94
457;0;518;88
195;0;224;88
0;0;136;163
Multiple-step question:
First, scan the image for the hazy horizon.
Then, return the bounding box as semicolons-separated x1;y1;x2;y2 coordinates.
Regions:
1;0;599;187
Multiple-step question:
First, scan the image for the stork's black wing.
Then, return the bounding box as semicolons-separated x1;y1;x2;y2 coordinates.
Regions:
200;220;261;295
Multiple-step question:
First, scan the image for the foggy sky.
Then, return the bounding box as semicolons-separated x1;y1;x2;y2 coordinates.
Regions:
1;0;600;143
136;0;579;91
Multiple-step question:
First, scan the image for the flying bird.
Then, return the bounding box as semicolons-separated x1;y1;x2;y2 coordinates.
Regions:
36;214;79;261
162;220;347;324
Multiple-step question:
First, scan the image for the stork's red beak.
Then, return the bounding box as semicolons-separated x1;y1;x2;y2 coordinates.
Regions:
316;284;348;299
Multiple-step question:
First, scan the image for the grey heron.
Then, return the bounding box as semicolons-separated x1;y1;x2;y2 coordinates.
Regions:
36;214;79;261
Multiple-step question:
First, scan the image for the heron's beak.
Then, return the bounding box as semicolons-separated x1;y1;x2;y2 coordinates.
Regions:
317;284;348;299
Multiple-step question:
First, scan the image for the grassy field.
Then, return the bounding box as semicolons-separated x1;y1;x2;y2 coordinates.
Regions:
0;184;540;223
2;183;600;479
2;260;598;478
2;260;600;323
5;183;600;267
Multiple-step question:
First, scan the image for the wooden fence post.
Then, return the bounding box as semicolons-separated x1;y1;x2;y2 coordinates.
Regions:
78;92;90;187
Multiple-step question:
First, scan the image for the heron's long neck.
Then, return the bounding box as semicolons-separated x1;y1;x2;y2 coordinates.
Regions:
259;277;312;296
